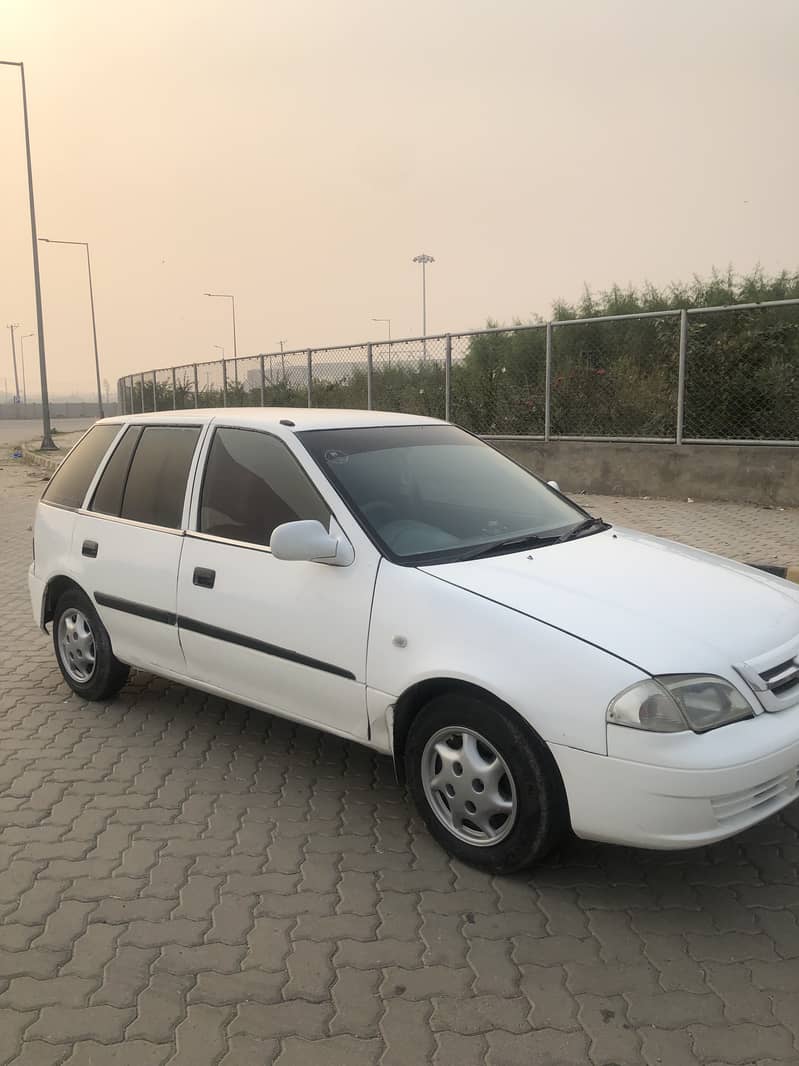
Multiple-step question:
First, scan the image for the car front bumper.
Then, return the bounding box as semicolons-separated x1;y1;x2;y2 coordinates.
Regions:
552;721;799;849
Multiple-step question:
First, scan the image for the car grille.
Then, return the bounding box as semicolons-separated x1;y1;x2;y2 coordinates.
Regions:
711;767;799;824
734;633;799;713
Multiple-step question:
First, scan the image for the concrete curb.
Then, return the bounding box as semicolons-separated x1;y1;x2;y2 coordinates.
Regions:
21;447;62;474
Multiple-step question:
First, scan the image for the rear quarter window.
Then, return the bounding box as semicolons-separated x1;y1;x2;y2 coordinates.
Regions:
89;426;142;516
41;424;121;509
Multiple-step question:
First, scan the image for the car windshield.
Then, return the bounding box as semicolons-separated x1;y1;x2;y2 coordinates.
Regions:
298;424;592;563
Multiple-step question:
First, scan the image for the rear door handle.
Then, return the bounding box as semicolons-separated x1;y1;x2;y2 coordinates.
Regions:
82;540;98;558
193;567;216;589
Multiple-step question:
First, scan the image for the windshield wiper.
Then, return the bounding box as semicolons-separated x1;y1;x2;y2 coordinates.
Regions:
556;516;609;543
456;530;562;562
456;517;610;562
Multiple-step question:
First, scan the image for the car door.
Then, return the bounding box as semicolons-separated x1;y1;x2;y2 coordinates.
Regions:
176;424;378;740
73;422;204;674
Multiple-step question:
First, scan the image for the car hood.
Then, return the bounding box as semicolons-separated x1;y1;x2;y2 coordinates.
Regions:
421;527;799;677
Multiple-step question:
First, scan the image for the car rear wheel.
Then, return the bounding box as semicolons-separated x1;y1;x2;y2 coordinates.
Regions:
405;691;569;873
53;588;129;701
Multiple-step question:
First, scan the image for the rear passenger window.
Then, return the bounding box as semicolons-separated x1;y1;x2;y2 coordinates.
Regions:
200;427;330;547
89;426;142;516
120;426;200;529
42;424;120;509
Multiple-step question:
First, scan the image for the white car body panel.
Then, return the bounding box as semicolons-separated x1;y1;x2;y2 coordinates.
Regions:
366;561;648;755
28;407;799;854
72;512;188;674
176;532;376;740
423;527;799;682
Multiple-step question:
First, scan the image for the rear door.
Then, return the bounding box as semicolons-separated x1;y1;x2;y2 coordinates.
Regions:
73;422;204;673
176;424;378;740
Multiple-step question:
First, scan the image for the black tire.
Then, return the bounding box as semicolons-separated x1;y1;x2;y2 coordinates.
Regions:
405;690;569;873
52;588;130;701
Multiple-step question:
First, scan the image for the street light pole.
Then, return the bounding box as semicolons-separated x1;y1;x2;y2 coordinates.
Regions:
412;254;434;358
7;324;20;403
205;293;238;385
21;332;34;404
371;318;391;342
371;317;392;367
1;60;55;447
39;238;104;417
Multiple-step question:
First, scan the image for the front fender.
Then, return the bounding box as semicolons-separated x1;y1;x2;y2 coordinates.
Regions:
367;562;647;756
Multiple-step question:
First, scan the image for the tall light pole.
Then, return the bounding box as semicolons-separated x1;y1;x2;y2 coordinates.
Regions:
0;60;55;447
21;332;34;404
205;292;238;385
372;317;392;368
371;318;391;342
7;324;20;403
412;254;434;358
39;238;104;417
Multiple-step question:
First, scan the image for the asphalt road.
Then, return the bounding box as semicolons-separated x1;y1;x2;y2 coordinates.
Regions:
0;418;95;448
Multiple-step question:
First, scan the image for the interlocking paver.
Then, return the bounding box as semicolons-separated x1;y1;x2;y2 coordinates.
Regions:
431;993;530;1035
467;937;519;996
276;1035;383;1066
690;1023;797;1062
380;999;435;1066
433;1032;486;1066
3;455;799;1065
330;966;382;1037
168;1003;234;1065
27;1004;134;1042
230;1000;331;1040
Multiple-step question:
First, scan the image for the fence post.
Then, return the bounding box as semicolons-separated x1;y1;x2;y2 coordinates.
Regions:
171;367;177;410
193;365;199;408
544;322;553;442
676;308;688;445
366;343;373;410
445;334;452;421
306;350;313;407
259;353;266;406
140;373;146;413
221;360;227;407
152;371;158;412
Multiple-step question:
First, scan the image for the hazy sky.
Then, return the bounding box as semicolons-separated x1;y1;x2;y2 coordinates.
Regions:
2;0;797;398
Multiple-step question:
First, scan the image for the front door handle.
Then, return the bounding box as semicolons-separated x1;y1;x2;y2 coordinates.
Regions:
193;567;216;589
82;540;99;558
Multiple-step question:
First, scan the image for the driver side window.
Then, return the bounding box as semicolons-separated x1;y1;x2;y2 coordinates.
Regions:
199;427;330;548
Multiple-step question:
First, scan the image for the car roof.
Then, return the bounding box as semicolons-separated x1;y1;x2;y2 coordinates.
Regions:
102;408;446;432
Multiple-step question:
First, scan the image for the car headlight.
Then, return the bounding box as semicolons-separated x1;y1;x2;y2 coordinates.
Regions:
607;675;754;734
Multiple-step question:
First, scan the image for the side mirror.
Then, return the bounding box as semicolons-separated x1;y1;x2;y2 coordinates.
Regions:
547;480;561;492
270;519;354;566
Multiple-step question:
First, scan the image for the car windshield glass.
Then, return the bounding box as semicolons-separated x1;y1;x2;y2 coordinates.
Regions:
298;424;590;563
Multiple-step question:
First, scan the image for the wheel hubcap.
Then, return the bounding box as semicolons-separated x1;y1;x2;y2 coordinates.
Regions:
57;608;97;684
421;726;517;846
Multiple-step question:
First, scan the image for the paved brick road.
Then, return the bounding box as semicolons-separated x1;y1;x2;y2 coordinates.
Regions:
1;458;798;1066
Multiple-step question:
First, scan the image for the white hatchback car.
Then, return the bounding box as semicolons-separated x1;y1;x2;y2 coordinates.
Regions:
29;409;799;871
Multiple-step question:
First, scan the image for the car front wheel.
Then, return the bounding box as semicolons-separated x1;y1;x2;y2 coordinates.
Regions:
53;588;130;701
405;691;568;873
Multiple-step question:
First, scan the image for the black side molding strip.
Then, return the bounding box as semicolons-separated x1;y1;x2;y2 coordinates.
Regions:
92;592;355;681
177;615;356;680
94;592;177;626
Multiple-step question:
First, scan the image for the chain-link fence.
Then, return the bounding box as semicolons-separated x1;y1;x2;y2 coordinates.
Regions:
117;299;799;443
